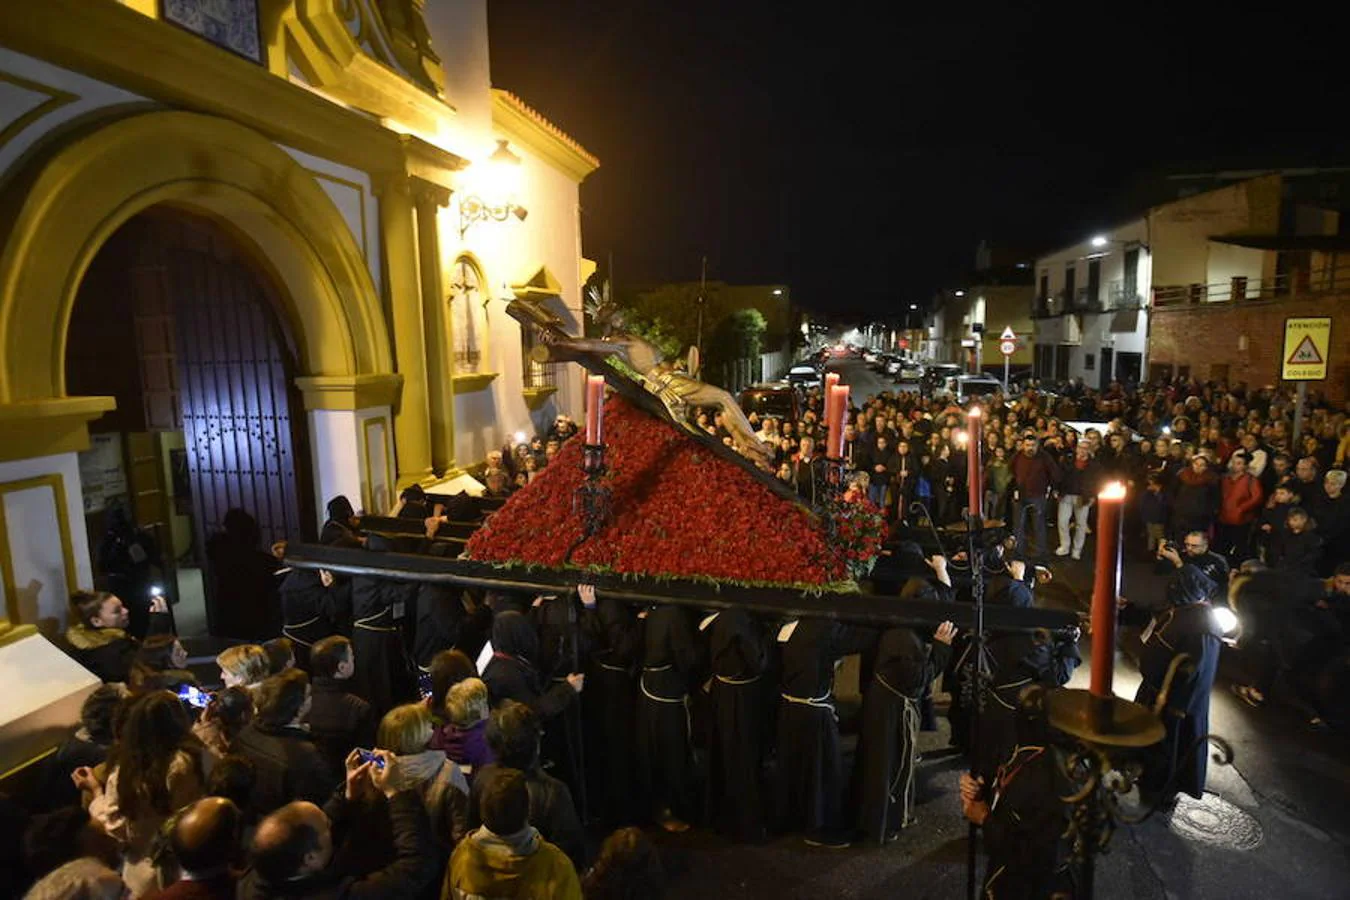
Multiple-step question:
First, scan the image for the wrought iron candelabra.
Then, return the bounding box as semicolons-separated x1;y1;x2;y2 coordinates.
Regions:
573;442;612;539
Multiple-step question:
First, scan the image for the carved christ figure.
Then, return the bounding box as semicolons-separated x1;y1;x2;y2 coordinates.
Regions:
507;297;773;467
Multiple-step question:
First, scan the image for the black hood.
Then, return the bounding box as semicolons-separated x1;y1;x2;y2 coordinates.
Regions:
492;610;539;662
327;495;355;523
1169;566;1217;607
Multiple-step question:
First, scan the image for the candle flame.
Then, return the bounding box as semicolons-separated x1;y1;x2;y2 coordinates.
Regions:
956;430;969;446
1099;481;1127;501
968;405;982;418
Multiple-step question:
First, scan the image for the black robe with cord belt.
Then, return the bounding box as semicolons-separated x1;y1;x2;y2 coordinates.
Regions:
1134;601;1222;800
278;568;346;670
980;743;1070;900
773;617;875;842
856;626;951;844
412;582;464;672
583;594;642;826
704;607;771;841
635;604;706;824
534;595;590;821
349;570;416;717
481;610;578;722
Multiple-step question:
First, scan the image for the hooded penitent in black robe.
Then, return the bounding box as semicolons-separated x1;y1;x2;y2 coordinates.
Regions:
481;611;578;719
1132;566;1222;800
773;617;875;842
319;495;363;547
278;569;347;670
412;583;464;671
635;604;706;824
980;742;1069;899
856;625;951;843
349;537;416;716
704;607;771;841
534;595;589;820
583;594;641;826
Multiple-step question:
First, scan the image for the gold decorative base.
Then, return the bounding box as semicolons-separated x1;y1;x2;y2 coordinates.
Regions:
1048;688;1165;748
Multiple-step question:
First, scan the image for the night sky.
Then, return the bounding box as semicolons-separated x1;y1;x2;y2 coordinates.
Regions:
488;2;1347;319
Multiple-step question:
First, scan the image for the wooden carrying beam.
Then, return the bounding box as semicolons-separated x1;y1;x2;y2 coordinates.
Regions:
284;544;1080;635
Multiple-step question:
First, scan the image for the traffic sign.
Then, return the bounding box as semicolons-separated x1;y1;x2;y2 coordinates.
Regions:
1000;340;1016;356
1281;317;1331;381
1000;325;1016;341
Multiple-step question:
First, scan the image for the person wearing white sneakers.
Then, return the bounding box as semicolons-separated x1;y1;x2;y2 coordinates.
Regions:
1054;445;1103;560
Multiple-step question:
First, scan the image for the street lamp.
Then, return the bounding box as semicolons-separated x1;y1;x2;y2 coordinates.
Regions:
460;140;529;237
1090;235;1108;248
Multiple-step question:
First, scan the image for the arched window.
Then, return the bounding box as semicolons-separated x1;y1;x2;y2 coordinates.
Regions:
448;255;487;373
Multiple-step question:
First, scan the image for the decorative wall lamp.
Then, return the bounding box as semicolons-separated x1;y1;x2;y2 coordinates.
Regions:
459;140;528;238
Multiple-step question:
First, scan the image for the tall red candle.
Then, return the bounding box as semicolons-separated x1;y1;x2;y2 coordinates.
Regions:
966;406;983;519
826;384;848;459
1090;481;1127;698
585;375;605;444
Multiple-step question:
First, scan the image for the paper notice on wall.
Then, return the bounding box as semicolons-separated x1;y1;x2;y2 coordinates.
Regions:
77;433;128;514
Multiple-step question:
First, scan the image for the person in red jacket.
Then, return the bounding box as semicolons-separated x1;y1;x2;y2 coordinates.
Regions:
1216;452;1265;563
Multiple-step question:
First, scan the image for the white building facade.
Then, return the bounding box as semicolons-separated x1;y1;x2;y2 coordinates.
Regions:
0;1;597;665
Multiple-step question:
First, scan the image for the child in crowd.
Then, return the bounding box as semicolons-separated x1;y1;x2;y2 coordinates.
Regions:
1141;473;1170;555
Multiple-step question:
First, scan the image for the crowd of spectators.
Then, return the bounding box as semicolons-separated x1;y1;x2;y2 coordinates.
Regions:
480;415;580;499
747;373;1347;576
10;371;1348;898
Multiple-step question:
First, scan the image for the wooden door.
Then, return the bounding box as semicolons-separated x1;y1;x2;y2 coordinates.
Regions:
166;223;308;559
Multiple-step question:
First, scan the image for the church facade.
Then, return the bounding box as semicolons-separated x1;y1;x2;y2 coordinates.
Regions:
0;0;598;646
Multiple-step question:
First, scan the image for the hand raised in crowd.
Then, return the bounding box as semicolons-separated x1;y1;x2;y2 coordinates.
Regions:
368;750;399;798
566;673;586;693
925;554;948;572
1008;559;1027;582
578;584;597;609
1158;544;1182;567
934;621;958;645
149;594;169;614
959;772;984;803
70;765;101;795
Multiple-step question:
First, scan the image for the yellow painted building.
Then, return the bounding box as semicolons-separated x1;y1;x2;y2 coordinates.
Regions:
0;0;598;773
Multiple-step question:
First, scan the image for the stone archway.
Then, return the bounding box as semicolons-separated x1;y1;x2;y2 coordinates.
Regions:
0;109;395;408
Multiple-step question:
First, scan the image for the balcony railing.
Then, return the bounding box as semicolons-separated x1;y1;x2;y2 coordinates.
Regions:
1151;263;1350;306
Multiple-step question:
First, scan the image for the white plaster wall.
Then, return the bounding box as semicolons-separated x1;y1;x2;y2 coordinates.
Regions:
0;453;94;630
422;0;495;162
281;145;384;297
439;134;587;467
307;407;394;527
0;50;146;178
1148;178;1272;288
1206;243;1268;298
308;409;361;528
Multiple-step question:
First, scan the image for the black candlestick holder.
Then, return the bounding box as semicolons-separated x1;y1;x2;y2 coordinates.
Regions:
823;455;848;496
573;442;612;539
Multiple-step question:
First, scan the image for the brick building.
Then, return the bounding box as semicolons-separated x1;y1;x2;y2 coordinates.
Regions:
1149;293;1349;403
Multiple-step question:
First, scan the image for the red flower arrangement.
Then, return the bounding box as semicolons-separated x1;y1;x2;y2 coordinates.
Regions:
466;396;885;588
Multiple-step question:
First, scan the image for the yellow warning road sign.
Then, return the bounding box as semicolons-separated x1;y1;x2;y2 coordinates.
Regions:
1282;317;1331;381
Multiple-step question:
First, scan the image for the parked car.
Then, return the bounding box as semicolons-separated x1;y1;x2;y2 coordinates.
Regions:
943;374;1003;403
786;364;823;392
920;363;963;394
740;383;801;423
895;361;925;383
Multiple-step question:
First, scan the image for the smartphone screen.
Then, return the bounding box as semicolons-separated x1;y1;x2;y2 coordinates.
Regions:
418;670;434;700
356;748;386;770
177;685;211;709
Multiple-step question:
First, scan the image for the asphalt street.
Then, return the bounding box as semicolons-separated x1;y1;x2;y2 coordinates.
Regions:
644;358;1350;900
